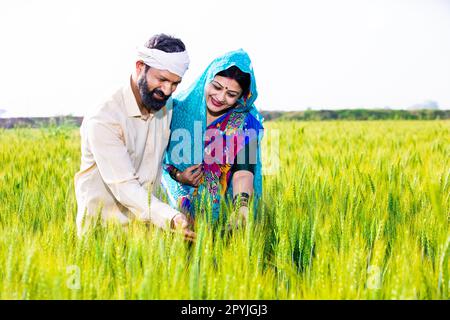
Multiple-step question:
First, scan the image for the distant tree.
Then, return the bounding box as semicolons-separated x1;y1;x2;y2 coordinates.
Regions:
408;100;439;110
262;109;450;121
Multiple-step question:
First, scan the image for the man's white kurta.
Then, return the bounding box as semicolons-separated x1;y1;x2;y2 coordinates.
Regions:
74;79;180;236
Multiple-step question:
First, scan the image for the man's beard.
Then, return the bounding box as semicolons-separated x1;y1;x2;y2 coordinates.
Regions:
137;75;170;112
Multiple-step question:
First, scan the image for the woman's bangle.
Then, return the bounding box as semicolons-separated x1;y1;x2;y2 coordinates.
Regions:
233;192;250;210
175;170;182;183
169;166;180;181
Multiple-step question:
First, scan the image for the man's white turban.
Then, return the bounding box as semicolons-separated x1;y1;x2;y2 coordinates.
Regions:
137;46;190;78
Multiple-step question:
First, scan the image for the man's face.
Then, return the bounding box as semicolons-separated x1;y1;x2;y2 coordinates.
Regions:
137;64;182;112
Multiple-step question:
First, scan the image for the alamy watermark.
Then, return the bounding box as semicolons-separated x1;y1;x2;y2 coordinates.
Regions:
366;265;382;290
162;121;280;175
66;265;81;290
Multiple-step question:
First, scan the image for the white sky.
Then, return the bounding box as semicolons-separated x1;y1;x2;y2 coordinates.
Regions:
0;0;450;117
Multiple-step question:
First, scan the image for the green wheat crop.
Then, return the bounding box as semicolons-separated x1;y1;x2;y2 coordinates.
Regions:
0;121;448;299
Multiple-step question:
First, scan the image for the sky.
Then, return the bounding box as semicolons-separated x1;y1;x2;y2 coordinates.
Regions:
0;0;450;117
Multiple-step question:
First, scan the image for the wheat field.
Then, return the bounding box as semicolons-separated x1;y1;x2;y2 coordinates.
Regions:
0;120;448;299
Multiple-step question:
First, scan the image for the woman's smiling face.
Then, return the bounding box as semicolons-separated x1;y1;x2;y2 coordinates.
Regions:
205;75;243;115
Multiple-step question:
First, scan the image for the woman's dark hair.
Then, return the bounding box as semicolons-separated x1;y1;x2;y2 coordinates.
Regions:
216;66;251;99
145;33;186;53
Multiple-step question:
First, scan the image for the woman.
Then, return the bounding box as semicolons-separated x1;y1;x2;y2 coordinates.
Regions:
162;49;264;225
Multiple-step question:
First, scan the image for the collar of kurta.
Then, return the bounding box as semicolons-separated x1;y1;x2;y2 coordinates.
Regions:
123;81;169;121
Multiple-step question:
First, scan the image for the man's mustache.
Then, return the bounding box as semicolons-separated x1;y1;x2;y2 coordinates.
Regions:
152;89;170;100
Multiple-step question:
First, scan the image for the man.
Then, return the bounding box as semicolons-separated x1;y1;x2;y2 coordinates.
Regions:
75;34;195;240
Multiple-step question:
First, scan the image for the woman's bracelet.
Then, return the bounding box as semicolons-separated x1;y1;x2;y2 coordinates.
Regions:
169;166;180;181
233;192;250;210
175;170;182;183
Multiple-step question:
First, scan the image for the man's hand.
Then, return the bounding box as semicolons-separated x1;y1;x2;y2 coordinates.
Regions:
177;164;203;187
170;213;196;242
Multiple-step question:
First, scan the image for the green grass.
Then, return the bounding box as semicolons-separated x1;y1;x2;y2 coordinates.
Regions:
0;121;449;299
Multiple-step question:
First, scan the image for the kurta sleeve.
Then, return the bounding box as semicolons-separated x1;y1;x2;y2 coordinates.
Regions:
86;118;179;229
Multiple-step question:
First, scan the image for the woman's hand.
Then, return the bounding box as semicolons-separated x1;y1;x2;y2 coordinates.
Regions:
177;164;203;187
226;206;249;233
